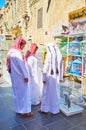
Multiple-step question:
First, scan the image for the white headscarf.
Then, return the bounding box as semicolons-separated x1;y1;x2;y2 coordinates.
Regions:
46;42;62;61
46;42;61;75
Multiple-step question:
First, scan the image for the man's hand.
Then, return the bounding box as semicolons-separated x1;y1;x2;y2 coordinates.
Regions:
59;80;63;82
24;78;29;83
43;80;46;84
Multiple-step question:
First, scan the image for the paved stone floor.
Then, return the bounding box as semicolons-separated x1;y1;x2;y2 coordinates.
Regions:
0;79;86;130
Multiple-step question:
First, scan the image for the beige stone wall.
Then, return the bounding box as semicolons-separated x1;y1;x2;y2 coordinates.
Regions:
16;0;27;19
27;0;85;45
28;0;44;44
0;0;85;43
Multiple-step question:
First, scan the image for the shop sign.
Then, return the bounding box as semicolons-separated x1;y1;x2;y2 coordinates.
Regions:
69;6;86;35
69;6;86;22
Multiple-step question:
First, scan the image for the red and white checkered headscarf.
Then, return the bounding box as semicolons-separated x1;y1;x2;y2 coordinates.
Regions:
25;43;38;60
6;37;26;72
11;36;26;50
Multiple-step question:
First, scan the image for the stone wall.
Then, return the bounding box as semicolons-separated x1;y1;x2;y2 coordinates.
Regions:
28;0;85;45
0;0;85;44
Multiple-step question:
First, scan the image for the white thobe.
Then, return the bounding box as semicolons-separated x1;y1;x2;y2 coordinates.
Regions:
9;49;31;113
27;55;42;105
41;49;63;114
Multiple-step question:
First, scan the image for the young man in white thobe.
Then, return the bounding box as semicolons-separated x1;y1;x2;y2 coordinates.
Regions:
6;37;33;117
25;43;42;105
40;41;63;114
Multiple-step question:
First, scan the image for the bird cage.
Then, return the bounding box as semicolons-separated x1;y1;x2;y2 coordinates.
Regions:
69;38;81;55
60;80;83;116
71;58;82;75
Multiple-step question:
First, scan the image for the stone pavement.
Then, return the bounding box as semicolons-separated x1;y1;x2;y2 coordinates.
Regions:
0;79;86;130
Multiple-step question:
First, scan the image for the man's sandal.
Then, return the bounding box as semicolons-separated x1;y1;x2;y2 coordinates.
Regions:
38;110;49;115
20;112;34;117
